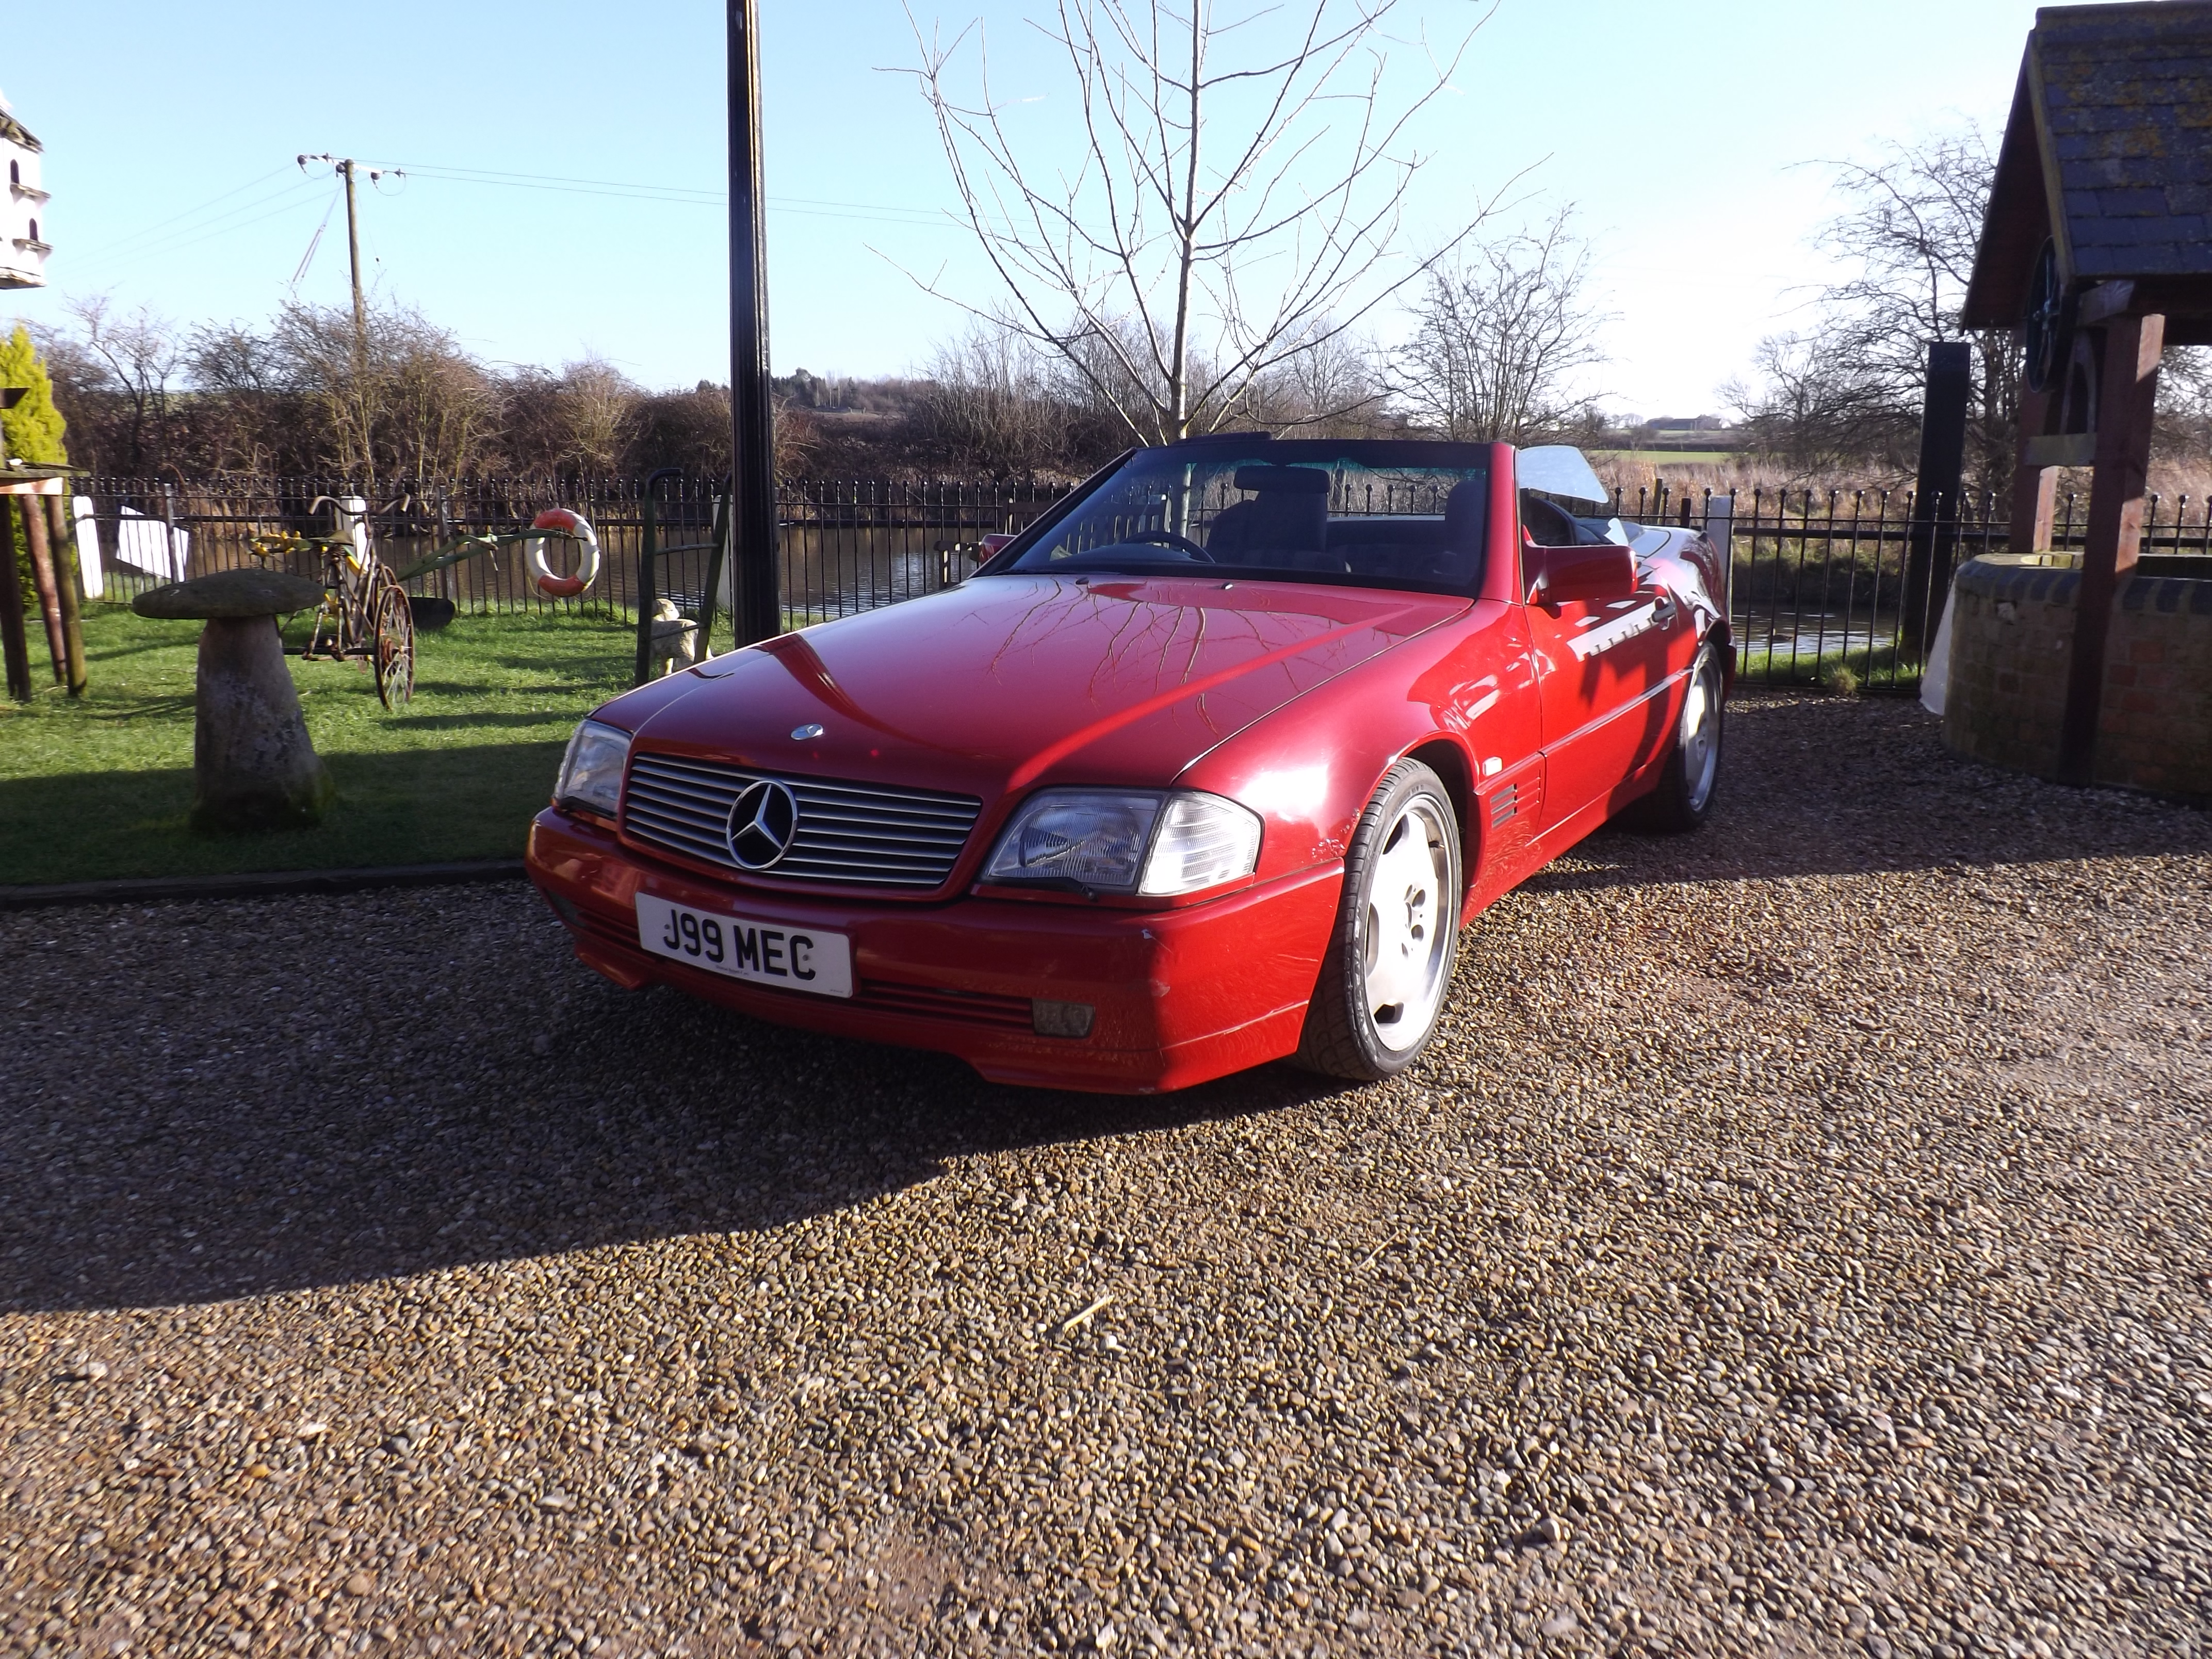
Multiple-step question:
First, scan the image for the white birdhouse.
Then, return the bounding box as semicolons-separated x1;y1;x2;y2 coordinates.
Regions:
2;102;50;290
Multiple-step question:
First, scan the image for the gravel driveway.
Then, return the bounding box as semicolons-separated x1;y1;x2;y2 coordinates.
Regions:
4;693;2208;1659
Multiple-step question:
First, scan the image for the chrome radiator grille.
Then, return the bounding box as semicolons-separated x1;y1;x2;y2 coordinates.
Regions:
622;752;982;889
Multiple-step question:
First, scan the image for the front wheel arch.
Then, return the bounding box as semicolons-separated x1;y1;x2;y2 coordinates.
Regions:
1402;737;1476;906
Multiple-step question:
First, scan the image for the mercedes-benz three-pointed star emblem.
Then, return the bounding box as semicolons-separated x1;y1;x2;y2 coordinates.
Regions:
725;777;800;870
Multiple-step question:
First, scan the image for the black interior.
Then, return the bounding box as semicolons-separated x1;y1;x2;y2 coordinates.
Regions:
1200;477;1487;587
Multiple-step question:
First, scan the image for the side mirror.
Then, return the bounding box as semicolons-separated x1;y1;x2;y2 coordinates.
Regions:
979;533;1018;557
1526;542;1636;606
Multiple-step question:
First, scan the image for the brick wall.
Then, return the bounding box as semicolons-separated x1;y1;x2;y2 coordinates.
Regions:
1942;555;2212;803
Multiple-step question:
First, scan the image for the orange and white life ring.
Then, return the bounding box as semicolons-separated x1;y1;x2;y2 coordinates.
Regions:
527;509;601;598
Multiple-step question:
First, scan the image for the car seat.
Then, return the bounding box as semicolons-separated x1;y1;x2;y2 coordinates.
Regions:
1207;465;1332;566
1436;479;1488;587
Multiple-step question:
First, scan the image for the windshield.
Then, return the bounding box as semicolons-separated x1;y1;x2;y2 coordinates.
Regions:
1001;438;1490;594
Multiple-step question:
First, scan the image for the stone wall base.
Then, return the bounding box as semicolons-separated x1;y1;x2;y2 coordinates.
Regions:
1944;555;2212;803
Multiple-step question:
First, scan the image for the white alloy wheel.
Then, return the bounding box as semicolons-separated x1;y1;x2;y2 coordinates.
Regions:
1361;798;1455;1051
1296;759;1463;1080
1623;639;1727;833
1681;650;1722;814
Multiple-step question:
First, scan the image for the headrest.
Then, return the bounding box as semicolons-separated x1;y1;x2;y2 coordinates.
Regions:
1443;478;1486;542
1232;465;1332;496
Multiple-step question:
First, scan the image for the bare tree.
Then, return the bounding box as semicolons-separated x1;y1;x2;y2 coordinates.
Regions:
2156;347;2212;471
1393;208;1607;443
1247;319;1390;436
1722;332;1906;482
54;295;180;474
903;0;1495;445
1732;128;2012;487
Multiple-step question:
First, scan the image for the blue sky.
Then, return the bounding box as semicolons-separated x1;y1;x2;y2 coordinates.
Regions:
9;0;2040;416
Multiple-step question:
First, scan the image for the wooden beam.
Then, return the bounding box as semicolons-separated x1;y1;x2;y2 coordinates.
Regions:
2057;312;2164;785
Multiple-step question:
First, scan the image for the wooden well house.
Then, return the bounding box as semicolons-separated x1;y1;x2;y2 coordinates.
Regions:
1949;0;2212;800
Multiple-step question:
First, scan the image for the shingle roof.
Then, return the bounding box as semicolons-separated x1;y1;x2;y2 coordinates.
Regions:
1963;1;2212;327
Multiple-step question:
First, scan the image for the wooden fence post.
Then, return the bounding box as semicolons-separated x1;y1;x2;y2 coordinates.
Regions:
46;493;88;696
0;499;30;701
18;491;66;682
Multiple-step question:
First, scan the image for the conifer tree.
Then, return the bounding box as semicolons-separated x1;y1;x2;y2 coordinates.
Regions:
1;325;70;617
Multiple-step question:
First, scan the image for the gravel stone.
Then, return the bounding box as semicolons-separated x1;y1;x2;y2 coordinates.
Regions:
3;692;2209;1657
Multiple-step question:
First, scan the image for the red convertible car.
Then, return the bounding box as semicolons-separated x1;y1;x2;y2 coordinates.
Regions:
527;437;1729;1093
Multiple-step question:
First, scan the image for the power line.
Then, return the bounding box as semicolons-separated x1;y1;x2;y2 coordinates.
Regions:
87;178;330;272
73;168;311;263
387;160;955;225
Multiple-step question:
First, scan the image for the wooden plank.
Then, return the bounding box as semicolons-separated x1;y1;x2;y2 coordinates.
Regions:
2024;432;2099;467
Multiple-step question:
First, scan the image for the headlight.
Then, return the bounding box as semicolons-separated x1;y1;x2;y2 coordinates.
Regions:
1139;792;1263;895
984;789;1260;896
556;720;631;816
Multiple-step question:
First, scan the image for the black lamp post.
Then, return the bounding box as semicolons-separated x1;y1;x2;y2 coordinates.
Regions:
728;0;780;645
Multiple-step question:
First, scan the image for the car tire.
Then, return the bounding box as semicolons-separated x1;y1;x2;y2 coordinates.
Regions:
1294;759;1462;1081
1622;639;1725;833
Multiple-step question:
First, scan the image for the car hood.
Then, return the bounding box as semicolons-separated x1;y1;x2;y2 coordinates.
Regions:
616;573;1467;799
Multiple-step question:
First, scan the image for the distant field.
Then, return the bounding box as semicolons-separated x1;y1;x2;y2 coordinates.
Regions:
0;607;635;887
1589;449;1742;467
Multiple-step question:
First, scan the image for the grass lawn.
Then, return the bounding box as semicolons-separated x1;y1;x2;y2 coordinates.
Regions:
0;605;637;886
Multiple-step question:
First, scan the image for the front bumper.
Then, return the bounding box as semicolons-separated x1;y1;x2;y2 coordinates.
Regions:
525;810;1342;1092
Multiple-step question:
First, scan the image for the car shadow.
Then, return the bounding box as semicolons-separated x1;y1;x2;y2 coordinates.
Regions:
0;944;1345;1315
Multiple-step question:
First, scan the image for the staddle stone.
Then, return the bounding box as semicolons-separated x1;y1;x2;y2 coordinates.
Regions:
131;568;326;621
133;571;333;834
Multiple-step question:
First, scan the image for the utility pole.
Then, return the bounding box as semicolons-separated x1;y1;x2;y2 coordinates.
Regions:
728;0;780;645
341;158;365;351
298;154;395;363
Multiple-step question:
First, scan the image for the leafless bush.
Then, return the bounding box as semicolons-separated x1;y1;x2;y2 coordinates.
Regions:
265;301;502;484
912;322;1069;475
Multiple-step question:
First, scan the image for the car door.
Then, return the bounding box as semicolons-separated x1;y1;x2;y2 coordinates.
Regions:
1520;501;1681;834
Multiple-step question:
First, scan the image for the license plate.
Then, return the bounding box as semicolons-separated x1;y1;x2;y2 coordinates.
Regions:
635;894;853;998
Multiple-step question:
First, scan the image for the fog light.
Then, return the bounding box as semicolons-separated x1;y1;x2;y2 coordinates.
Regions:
1032;999;1095;1039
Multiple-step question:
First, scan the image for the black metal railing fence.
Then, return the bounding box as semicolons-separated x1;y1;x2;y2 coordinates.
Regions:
68;473;2212;691
1618;479;2212;691
72;475;1066;639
